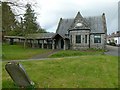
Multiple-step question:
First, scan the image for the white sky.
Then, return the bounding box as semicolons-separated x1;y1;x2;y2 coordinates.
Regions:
5;0;120;34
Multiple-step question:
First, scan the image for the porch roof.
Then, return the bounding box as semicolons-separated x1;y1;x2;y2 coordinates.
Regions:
4;33;56;40
27;33;56;39
52;33;69;39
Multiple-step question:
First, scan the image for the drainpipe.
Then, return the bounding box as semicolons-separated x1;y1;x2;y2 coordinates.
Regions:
89;34;90;48
64;39;66;50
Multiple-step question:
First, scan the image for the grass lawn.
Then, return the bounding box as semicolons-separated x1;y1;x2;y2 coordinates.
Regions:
49;49;104;58
2;55;118;88
2;43;105;60
2;43;51;60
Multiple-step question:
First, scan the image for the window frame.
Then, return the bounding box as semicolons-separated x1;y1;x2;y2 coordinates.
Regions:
70;35;72;44
85;35;87;43
76;35;81;43
94;34;101;43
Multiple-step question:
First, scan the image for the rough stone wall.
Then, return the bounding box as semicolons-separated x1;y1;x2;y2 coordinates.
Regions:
70;30;90;50
102;13;107;49
90;34;105;49
65;39;70;50
69;30;105;50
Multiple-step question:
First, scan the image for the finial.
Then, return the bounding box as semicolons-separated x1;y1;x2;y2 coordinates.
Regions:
102;13;105;16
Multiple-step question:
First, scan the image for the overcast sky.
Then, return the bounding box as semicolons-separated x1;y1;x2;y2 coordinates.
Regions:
7;0;119;34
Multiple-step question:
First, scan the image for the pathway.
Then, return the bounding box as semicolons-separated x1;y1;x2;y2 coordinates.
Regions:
30;49;60;59
104;45;119;56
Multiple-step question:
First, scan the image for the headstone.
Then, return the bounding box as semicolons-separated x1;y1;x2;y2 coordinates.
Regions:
5;62;34;87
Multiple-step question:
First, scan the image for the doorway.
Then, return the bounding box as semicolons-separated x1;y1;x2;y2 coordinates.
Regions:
61;39;64;49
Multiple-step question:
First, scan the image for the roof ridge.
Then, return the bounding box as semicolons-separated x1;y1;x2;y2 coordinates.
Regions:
61;18;74;20
84;15;102;18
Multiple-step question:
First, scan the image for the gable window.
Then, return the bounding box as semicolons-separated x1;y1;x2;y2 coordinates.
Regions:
76;35;81;43
94;34;101;43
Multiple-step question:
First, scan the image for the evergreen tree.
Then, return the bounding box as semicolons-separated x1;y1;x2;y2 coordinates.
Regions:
23;4;39;35
8;20;23;36
2;2;16;36
23;3;39;48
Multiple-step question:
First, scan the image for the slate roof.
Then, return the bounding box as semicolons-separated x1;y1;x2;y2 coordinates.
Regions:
27;33;56;39
56;19;74;38
85;16;104;33
5;12;106;40
56;14;105;37
5;33;56;39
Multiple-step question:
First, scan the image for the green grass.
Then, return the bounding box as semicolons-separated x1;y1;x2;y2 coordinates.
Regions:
2;43;51;60
49;49;104;58
2;55;118;88
2;43;104;60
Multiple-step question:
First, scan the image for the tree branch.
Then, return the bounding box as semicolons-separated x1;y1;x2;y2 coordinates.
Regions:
2;1;25;7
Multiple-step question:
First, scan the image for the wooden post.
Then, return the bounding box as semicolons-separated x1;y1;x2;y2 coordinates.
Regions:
37;39;40;48
42;40;44;49
46;39;49;49
29;39;31;47
18;38;20;43
32;39;35;48
10;38;14;45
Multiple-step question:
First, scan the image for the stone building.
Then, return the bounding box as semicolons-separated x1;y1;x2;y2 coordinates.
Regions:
53;12;107;50
5;12;107;50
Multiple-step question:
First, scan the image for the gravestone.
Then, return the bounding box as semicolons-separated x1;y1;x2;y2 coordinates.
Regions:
5;62;34;87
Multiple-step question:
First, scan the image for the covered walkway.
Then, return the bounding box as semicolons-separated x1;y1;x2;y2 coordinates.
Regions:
4;33;70;50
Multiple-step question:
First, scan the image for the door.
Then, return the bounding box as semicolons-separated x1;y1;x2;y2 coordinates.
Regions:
61;39;64;49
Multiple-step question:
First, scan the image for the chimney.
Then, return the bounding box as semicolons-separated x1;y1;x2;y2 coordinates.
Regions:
60;18;62;21
102;13;105;16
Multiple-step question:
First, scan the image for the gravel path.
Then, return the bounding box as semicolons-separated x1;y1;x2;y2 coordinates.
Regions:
30;49;60;59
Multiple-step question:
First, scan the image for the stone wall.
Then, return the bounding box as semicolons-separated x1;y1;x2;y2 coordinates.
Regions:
90;34;105;49
69;30;105;50
69;30;90;50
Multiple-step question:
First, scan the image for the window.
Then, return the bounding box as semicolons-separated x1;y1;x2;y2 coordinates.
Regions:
65;34;69;36
85;35;87;43
94;34;101;43
76;35;81;43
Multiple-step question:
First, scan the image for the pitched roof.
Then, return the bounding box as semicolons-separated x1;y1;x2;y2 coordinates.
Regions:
56;12;106;37
27;33;56;39
56;19;74;37
5;33;56;39
69;12;90;30
85;16;105;33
